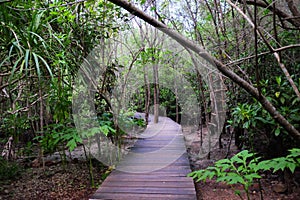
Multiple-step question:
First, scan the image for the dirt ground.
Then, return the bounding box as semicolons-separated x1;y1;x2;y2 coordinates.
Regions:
183;126;300;200
0;159;107;200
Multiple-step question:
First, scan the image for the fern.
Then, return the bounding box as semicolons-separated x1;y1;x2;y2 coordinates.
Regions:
188;148;300;200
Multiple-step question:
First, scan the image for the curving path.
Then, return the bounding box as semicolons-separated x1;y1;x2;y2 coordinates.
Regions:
89;116;196;200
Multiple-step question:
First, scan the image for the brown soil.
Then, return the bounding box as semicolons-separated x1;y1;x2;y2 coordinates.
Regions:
183;126;300;200
0;159;108;200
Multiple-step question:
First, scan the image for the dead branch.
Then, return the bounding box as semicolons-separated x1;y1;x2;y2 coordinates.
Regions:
226;44;300;66
1;136;15;160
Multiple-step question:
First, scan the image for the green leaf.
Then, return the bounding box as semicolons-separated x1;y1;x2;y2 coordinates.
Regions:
231;155;244;164
255;160;272;171
271;158;288;172
29;31;47;48
0;56;11;68
219;164;231;171
243;121;250;129
66;140;76;152
276;76;281;86
24;49;30;74
286;162;296;173
9;56;23;80
235;150;254;163
254;117;272;124
187;171;197;178
215;158;231;165
234;190;241;196
237;165;244;172
217;173;245;184
244;173;261;181
37;54;53;78
32;52;41;79
275;128;280;136
197;170;216;182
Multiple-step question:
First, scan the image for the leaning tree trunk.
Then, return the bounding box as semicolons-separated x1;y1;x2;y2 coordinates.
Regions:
107;0;300;142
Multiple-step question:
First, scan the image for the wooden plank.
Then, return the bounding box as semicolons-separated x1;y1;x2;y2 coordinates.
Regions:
104;173;189;178
112;168;191;175
116;162;190;166
96;186;195;195
104;175;193;182
90;193;196;200
123;149;187;154
111;171;191;176
117;158;189;164
99;181;195;188
114;164;191;169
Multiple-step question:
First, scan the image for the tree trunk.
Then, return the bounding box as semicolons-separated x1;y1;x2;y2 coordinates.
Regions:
38;86;45;169
153;63;159;124
107;0;300;142
144;66;150;125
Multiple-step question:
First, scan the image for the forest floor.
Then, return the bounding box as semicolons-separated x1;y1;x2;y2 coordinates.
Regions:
0;157;108;200
1;123;300;199
183;126;300;200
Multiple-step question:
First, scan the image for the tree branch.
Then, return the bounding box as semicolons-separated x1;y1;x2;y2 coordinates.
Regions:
237;0;300;28
227;0;300;99
226;45;300;66
108;0;300;141
286;0;300;18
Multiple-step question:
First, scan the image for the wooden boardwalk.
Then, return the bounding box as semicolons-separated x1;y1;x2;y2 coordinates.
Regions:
89;116;196;200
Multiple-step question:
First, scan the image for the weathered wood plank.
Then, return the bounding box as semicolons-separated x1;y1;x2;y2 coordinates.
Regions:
104;174;193;182
97;186;196;194
99;181;195;188
90;193;196;200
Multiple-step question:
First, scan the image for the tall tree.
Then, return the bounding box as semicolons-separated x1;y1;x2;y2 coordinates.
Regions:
107;0;300;142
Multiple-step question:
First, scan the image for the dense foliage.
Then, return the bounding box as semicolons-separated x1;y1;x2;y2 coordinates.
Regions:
0;0;299;197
